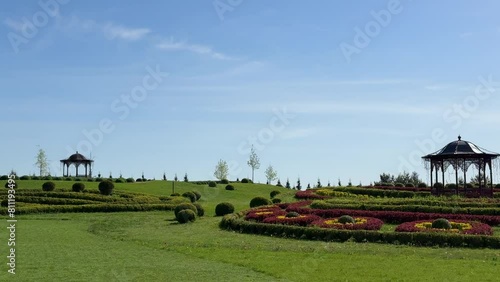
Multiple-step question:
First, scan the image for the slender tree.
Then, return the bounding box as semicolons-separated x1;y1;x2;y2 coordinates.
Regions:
264;165;278;184
214;159;229;180
247;145;260;182
35;148;49;176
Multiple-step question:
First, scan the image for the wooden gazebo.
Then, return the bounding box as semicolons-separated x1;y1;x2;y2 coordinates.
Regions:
422;136;499;197
60;152;94;177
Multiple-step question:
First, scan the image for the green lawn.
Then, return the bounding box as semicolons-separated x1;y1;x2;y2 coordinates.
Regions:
1;180;499;281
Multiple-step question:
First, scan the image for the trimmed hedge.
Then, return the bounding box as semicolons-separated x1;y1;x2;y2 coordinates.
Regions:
270;190;281;198
193;203;205;217
250;197;272;208
219;212;500;249
174;203;198;218
192;191;202;201
176;209;196;224
98;180;114;195
215;202;234;216
208;181;217;187
182;191;197;203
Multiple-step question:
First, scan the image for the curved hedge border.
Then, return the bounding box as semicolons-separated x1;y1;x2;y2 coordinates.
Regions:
0;203;177;215
220;212;500;249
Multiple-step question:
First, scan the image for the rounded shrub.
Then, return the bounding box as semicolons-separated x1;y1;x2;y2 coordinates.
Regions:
272;198;282;204
432;218;451;229
466;183;474;189
220;179;229;184
285;212;300;218
395;183;404;187
115;178;125;183
136;178;143;182
192;191;202;201
74;177;82;182
94;177;103;182
0;175;8;180
43;176;53;181
176;209;196;224
215;202;234;216
42;181;56;192
182;191;197;203
170;193;181;197
64;177;73;181
126;178;135;183
86;178;94;182
433;182;444;189
72;182;85;192
495;184;500;188
225;184;235;191
53;176;63;181
4;182;17;189
32;176;41;180
174;203;198;218
208;181;217;187
20;175;31;180
405;183;415;188
417;182;427;188
98;180;114;195
270;190;281;198
241;178;251;183
193;203;205;217
446;183;457;189
249;196;272;208
338;215;355;224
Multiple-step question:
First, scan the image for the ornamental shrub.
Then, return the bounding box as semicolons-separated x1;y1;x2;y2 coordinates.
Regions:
250;197;272;208
272;198;282;204
126;178;135;183
192;191;202;201
433;182;444;189
115;178;125;183
405;183;415;188
182;191;197;203
225;184;235;191
42;181;56;192
270;190;281;198
286;212;300;218
432;218;451;229
338;215;355;224
174;203;198;218
176;209;196;224
466;183;474;188
32;176;41;180
208;181;217;187
72;182;85;192
446;183;457;189
136;178;143;182
170;193;180;196
220;179;229;184
193;203;205;217
74;178;82;182
395;183;404;187
4;182;17;189
98;180;114;195
495;184;500;188
215;202;234;216
417;182;427;188
20;175;31;180
95;177;103;182
86;178;94;182
43;176;53;180
241;178;253;184
0;175;8;180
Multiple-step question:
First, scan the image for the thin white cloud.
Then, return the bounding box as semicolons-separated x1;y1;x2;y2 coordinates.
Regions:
280;127;320;140
156;38;235;60
58;16;150;41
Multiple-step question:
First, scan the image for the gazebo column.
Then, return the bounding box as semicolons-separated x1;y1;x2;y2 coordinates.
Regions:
76;164;79;177
455;160;459;196
463;158;467;192
489;160;493;195
85;164;88;178
430;162;433;190
441;160;445;191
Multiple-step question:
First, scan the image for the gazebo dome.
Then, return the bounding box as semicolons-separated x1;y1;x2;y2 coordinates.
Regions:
68;152;88;162
424;136;499;158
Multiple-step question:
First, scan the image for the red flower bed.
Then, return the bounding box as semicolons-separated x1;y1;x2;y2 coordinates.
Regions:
245;207;286;222
395;220;493;235
286;205;500;226
262;214;321;226
311;217;384;231
295;190;329;200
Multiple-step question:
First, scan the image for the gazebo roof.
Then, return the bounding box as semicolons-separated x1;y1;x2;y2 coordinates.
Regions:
61;152;94;163
422;136;500;159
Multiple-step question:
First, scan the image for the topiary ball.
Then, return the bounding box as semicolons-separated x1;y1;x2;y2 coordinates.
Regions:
270;190;281;198
241;178;250;183
285;212;300;218
208;181;217;187
395;183;404;187
98;180;114;195
215;202;234;216
272;198;282;204
338;215;355;224
176;209;196;224
4;182;17;189
432;218;451;229
72;182;85;192
193;203;205;217
220;179;229;184
170;193;180;197
192;191;201;201
225;184;235;191
182;191;197;203
249;196;271;208
42;181;56;192
417;182;427;188
174;203;198;218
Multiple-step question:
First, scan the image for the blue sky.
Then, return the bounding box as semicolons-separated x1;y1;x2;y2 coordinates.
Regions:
1;0;500;186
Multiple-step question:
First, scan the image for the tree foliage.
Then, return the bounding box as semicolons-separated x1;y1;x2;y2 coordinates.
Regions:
247;145;260;182
35;148;49;176
214;159;229;180
264;165;278;184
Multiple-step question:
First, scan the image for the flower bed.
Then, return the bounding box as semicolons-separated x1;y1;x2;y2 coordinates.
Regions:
311;217;384;231
245;206;286;222
295;190;329;200
262;214;321;226
395;220;493;236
